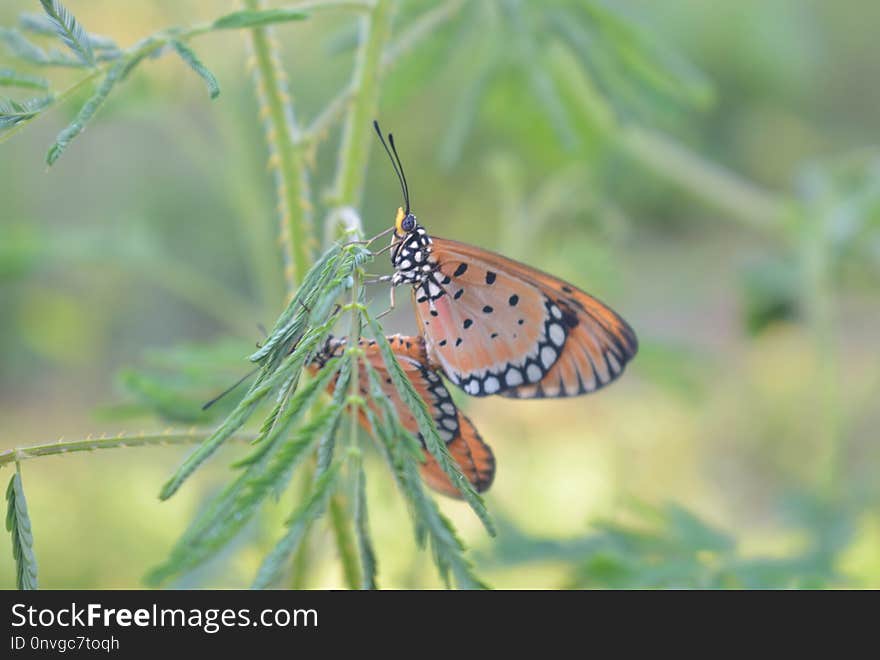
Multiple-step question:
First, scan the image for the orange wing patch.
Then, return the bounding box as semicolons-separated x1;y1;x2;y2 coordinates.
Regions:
419;413;495;498
424;237;637;399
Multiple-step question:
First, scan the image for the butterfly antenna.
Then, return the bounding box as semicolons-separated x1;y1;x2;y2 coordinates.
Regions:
201;367;258;411
373;120;410;214
387;131;410;215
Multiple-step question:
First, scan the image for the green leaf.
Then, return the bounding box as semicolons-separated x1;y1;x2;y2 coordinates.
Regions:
212;9;309;31
170;40;220;100
6;472;38;590
146;401;343;585
252;460;342;589
366;404;487;589
45;59;122;165
0;69;49;90
365;313;496;537
20;12;118;52
157;243;367;499
0;28;48;64
157;322;333;500
38;0;95;66
353;455;377;589
0;96;52;129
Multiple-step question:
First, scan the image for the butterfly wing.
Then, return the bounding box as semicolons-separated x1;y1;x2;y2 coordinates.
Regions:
312;334;495;498
418;412;494;497
414;237;638;398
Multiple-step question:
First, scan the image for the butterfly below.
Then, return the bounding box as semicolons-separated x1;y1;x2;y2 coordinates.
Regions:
309;334;495;498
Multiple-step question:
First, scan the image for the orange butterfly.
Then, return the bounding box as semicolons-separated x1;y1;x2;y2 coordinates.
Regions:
373;122;638;399
309;334;495;498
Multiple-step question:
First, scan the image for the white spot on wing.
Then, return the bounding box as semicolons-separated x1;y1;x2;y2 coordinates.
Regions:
505;368;523;387
526;364;542;382
549;323;565;347
483;376;500;394
541;345;557;369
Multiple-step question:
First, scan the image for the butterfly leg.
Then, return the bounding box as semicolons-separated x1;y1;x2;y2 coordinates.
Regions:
374;284;396;320
344;226;395;247
363;275;393;287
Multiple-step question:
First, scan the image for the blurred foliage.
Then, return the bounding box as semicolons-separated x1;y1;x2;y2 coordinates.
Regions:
1;0;879;589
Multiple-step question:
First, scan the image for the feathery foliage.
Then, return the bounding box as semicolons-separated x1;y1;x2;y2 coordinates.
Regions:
213;8;309;31
19;12;118;52
353;454;378;589
364;313;496;537
170;41;220;100
45;57;124;165
38;0;95;66
0;69;48;90
0;96;52;129
5;472;38;590
252;461;343;589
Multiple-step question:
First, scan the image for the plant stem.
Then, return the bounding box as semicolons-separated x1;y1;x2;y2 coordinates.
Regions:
0;431;257;469
800;212;843;498
244;0;315;293
307;1;464;145
330;0;395;208
617;126;794;238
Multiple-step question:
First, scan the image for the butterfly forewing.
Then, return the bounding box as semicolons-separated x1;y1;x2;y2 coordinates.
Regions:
311;334;494;498
416;237;638;399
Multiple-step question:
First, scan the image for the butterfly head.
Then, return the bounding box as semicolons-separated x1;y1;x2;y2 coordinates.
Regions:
374;120;435;284
394;206;417;237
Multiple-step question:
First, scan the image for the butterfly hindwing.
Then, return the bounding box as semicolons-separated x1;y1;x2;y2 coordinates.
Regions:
311;334;495;498
414;237;637;399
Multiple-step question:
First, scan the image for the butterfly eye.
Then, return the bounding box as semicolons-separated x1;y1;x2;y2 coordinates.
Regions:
402;214;416;232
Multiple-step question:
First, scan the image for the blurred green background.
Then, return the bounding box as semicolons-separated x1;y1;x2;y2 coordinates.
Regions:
1;0;879;589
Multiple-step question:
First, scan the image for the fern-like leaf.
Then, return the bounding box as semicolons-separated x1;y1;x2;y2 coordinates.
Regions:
0;28;48;64
364;312;496;537
170;40;220;100
46;58;124;165
5;472;38;590
0;69;49;90
0;96;52;129
20;12;118;51
38;0;95;66
252;460;342;589
212;9;309;31
353;456;377;589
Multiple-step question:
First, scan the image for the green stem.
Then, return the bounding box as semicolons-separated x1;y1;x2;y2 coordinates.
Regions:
617;126;794;238
308;1;463;146
330;0;395;208
800;213;843;498
0;431;257;469
244;0;314;293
